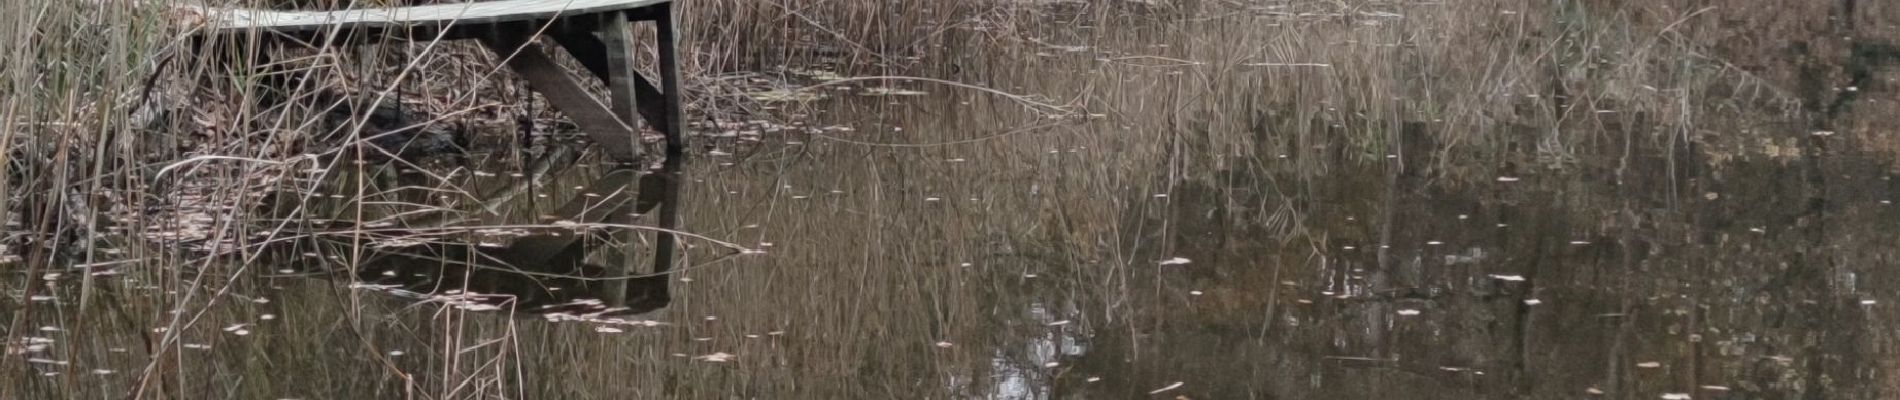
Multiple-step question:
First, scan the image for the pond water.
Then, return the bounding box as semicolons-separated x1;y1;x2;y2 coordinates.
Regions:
9;2;1900;399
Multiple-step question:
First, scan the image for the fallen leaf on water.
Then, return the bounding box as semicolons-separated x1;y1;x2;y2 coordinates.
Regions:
1149;382;1185;394
694;352;736;362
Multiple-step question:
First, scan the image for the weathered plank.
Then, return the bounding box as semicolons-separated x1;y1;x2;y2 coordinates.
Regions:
194;0;670;34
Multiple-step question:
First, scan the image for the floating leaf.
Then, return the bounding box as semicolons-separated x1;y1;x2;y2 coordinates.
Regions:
1149;382;1185;394
694;352;736;362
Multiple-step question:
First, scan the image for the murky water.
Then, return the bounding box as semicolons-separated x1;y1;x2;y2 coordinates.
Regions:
10;2;1900;399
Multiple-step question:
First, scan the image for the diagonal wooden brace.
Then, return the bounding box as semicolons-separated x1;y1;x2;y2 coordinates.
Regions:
479;33;642;162
550;31;669;130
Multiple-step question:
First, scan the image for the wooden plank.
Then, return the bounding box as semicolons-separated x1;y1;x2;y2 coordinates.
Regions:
479;34;641;162
191;0;671;34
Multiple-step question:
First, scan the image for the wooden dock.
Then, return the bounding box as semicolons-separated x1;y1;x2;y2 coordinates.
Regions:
197;0;672;34
191;0;685;164
188;0;688;311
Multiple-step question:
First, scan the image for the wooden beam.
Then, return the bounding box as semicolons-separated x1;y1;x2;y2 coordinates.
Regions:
478;33;641;162
655;5;685;156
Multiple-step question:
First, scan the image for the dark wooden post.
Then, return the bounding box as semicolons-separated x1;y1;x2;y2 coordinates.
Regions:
655;3;685;157
601;12;644;138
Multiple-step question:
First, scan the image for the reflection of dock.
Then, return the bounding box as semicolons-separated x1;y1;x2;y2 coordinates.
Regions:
274;163;685;318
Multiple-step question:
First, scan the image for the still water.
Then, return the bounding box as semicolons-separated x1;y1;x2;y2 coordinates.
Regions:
10;2;1900;399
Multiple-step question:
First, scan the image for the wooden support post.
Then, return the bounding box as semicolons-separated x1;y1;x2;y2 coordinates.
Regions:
655;5;686;156
601;13;643;136
478;32;642;163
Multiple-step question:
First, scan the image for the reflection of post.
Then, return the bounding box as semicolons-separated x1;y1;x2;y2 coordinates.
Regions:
648;148;683;280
